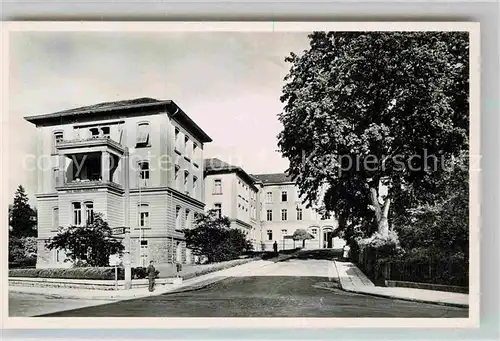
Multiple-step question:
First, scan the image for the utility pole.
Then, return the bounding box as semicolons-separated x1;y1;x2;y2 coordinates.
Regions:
123;147;132;290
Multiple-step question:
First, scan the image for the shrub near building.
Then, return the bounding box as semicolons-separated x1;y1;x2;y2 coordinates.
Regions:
183;210;253;263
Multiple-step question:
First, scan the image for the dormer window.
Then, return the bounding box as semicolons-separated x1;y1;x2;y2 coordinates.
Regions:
90;128;99;138
101;127;110;138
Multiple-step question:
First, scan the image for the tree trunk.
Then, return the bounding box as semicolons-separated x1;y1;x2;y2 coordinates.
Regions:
369;187;391;237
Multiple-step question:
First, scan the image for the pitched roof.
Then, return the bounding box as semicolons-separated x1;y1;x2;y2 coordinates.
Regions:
250;173;294;185
24;97;212;142
204;158;237;172
204;158;258;190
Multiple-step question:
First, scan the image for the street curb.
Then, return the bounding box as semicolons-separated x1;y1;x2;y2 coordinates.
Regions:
340;286;469;309
151;260;277;297
331;261;469;309
7;287;173;301
9;260;275;301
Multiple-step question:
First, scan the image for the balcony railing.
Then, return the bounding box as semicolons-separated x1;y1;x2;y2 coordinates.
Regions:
56;136;125;153
58;179;123;192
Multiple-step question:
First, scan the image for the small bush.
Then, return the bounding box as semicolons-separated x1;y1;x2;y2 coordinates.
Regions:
9;256;36;269
131;267;159;279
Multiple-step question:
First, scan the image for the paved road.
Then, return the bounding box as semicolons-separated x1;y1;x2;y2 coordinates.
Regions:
37;257;468;318
9;292;114;317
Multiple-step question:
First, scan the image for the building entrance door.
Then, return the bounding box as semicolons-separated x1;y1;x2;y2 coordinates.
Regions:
323;230;333;248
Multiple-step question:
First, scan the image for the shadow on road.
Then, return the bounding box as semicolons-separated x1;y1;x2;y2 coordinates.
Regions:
280;248;344;261
35;274;467;318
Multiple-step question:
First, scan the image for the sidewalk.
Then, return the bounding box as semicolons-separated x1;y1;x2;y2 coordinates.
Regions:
333;260;469;308
9;259;274;301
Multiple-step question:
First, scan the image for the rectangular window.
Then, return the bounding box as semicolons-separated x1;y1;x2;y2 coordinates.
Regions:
296;208;303;221
320;211;332;220
214;203;222;218
52;168;59;189
193;176;198;195
281;209;287;221
185;209;190;229
140;240;148;267
138;161;150;187
266;192;273;203
312;228;318;238
138;204;150;228
174;165;180;184
84;202;94;224
136;122;150;147
72;202;82;226
267;230;273;241
281;191;288;202
281;229;287;236
184;171;190;194
213;179;222;194
266;209;273;221
175;206;182;231
52;207;59;231
184;136;192;158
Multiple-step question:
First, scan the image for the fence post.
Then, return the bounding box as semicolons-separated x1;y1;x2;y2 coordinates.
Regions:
428;254;432;282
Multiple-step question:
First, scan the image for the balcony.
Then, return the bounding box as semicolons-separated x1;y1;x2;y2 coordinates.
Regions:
56;136;125;155
55;149;123;194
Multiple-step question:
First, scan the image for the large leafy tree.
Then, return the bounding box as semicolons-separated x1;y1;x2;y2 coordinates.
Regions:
10;185;37;237
395;151;469;256
46;213;124;267
183;210;253;263
278;32;469;243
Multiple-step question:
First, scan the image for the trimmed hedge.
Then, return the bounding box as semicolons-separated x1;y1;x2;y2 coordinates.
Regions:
9;267;160;280
182;258;254;280
9;267;120;280
9;257;37;269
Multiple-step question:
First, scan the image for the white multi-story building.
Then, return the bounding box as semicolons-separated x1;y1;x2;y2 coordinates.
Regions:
203;158;345;252
251;173;344;251
24;97;212;268
204;158;261;249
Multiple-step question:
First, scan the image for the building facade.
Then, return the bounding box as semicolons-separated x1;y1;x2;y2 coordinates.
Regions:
251;173;345;251
204;158;261;249
24;98;212;268
202;158;345;252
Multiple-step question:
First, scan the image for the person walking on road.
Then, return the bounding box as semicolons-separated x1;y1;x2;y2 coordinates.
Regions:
147;260;156;292
273;240;278;256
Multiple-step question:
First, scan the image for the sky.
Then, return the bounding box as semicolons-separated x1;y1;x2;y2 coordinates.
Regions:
7;31;311;204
